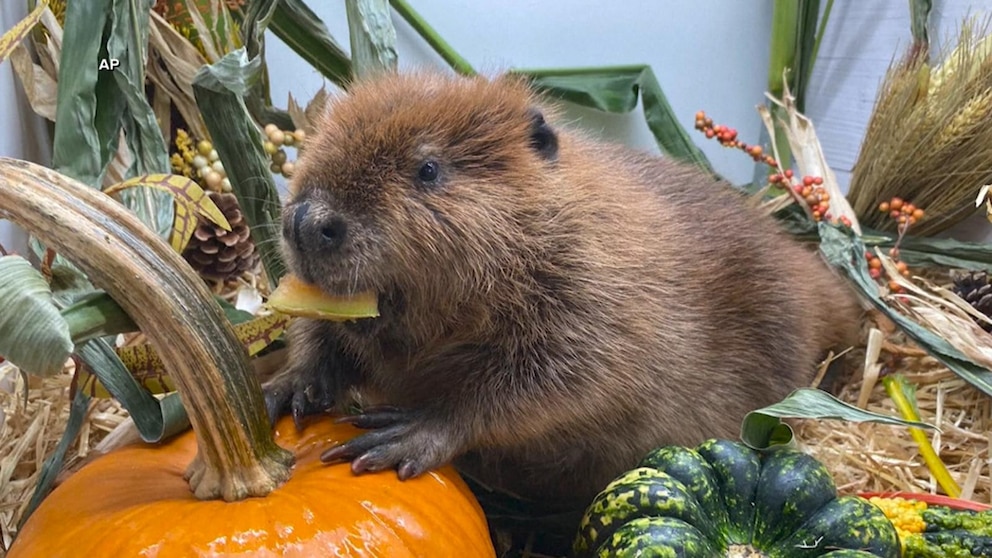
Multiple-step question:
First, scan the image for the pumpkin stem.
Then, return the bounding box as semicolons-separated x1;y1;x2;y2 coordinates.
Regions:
0;158;293;500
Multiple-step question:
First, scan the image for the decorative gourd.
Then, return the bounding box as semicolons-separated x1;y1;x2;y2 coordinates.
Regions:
10;416;495;558
573;439;900;557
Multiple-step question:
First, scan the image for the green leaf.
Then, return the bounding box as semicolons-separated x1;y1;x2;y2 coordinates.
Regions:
741;388;935;450
793;0;821;113
809;0;835;79
270;0;352;86
51;0;173;236
60;290;137;344
105;0;173;234
75;338;189;443
215;295;256;325
766;0;824;180
0;255;73;377
767;0;824;113
47;263;97;306
19;388;90;530
240;0;279;59
875;233;992;272
768;0;800;101
818;223;992;396
52;0;116;186
191;44;260;95
909;0;933;51
514;66;713;173
389;0;475;76
773;204;992;272
193;7;286;285
346;0;398;78
229;0;305;137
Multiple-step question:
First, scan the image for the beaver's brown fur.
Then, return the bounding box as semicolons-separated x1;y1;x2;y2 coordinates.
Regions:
264;70;862;512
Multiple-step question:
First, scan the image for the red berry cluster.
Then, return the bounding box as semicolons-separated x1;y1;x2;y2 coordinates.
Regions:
878;197;925;231
865;250;910;293
769;173;852;226
864;197;925;294
694;110;852;229
694;111;778;166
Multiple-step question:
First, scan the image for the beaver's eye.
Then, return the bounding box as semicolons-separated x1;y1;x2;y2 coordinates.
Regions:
417;160;440;183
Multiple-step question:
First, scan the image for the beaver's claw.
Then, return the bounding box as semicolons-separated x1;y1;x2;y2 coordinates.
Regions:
321;407;459;480
262;366;336;429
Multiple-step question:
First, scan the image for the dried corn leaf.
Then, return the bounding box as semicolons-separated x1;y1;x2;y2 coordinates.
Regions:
287;91;306;133
151;80;172;141
180;0;240;62
760;87;862;235
879;255;992;373
35;7;62;74
146;10;209;139
286;86;330;139
0;0;46;63
9;43;57;121
103;174;230;253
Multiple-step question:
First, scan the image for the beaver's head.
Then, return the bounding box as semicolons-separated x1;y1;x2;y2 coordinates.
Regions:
281;72;560;333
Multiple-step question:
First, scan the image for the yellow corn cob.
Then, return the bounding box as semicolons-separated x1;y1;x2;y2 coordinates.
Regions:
868;496;927;546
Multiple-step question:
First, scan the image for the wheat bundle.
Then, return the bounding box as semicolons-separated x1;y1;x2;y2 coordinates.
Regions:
848;19;992;236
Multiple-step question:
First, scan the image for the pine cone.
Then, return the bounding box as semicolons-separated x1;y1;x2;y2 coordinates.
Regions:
182;192;260;282
951;270;992;331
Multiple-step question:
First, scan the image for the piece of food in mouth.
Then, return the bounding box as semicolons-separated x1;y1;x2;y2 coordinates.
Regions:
267;274;379;321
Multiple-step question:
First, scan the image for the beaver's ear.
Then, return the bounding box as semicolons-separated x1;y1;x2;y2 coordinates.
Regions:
527;108;558;161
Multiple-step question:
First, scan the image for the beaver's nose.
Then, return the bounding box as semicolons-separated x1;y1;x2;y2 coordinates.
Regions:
317;215;348;251
285;201;349;253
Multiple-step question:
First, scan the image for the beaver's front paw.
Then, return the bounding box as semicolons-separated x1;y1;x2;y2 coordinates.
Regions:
262;363;336;428
322;406;462;480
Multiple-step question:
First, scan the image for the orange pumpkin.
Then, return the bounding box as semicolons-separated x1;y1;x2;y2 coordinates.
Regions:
10;416;495;558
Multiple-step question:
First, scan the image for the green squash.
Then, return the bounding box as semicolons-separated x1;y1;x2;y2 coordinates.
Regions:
573;440;900;558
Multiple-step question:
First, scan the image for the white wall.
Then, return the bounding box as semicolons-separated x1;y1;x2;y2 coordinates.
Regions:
3;1;992;248
0;1;52;256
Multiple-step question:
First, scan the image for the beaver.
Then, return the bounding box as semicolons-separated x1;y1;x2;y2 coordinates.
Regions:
263;70;862;513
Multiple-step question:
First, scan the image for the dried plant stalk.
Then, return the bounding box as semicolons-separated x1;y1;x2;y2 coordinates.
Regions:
848;18;992;236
